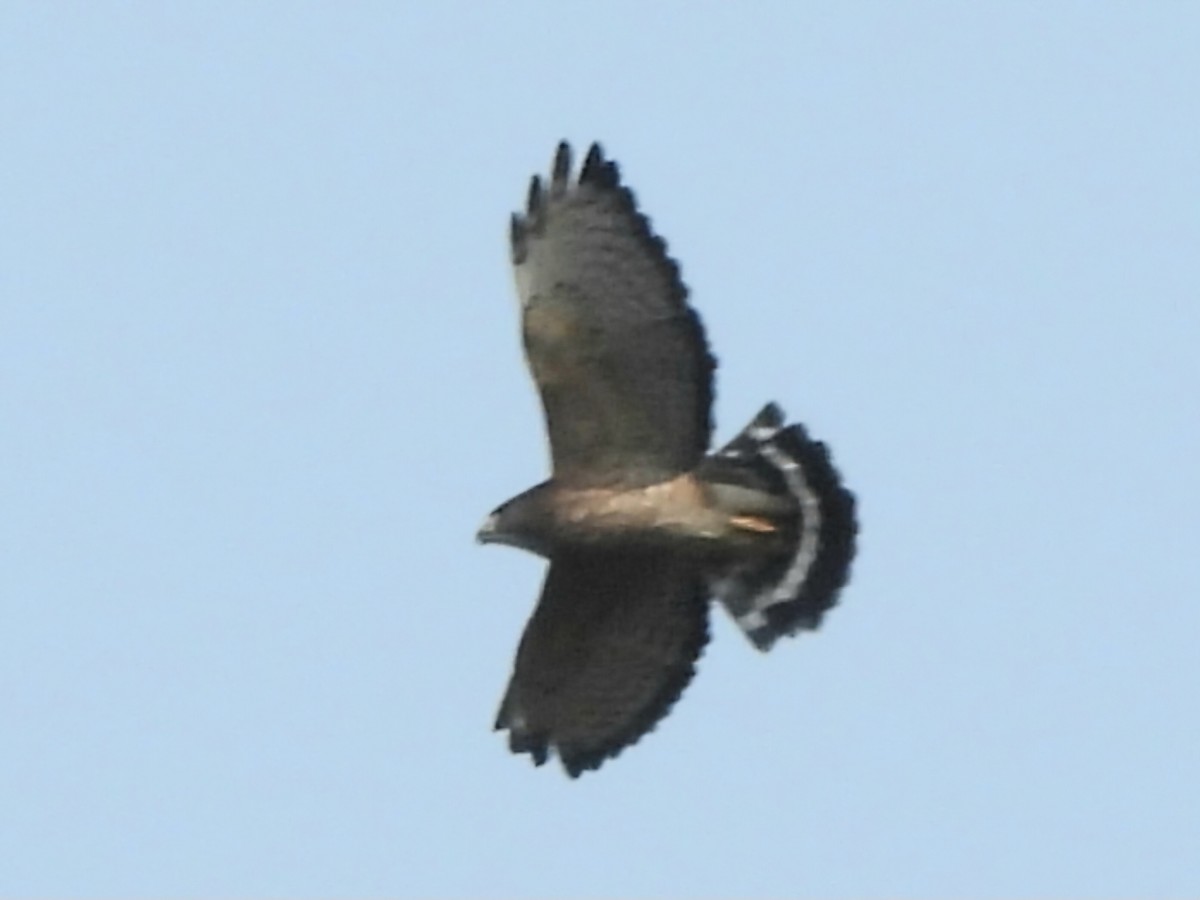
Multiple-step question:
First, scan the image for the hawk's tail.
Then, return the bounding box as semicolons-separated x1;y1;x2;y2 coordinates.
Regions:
702;404;857;651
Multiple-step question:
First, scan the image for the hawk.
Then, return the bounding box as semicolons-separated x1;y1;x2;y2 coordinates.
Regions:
478;142;857;777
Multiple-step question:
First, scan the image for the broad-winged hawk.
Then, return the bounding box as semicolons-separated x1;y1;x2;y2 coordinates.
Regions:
478;142;858;777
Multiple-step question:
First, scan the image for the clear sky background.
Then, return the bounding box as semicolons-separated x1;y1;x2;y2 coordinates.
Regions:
2;3;1198;897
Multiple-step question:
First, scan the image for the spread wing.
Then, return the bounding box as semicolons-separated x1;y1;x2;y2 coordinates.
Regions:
495;551;709;777
510;142;716;488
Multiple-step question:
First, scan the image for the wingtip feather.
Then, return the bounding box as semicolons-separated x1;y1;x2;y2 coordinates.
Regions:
551;141;572;194
526;174;543;215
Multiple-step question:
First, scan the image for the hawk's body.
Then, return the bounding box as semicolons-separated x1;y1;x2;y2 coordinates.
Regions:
479;143;857;776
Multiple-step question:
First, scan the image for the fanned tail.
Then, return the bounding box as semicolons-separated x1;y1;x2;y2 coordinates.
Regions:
703;404;857;651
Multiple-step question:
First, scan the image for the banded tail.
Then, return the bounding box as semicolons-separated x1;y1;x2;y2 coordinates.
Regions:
702;404;857;651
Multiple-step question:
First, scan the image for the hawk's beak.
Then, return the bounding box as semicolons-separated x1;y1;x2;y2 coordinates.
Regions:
476;512;500;545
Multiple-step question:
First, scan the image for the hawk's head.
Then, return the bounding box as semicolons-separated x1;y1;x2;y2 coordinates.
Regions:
476;482;555;558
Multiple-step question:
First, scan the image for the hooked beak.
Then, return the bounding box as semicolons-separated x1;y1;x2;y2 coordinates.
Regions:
475;512;500;545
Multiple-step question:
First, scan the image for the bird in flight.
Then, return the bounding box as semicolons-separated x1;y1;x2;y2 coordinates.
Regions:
478;142;858;777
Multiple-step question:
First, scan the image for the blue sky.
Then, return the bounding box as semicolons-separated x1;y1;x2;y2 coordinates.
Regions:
2;3;1198;896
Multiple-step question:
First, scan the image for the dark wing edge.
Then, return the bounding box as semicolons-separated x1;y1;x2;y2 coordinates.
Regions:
495;550;710;777
510;142;716;485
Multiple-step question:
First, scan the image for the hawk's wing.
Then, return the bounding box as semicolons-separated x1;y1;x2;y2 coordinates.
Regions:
511;143;716;488
495;550;709;777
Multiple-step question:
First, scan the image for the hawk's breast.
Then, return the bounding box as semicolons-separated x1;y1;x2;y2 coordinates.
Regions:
549;474;728;548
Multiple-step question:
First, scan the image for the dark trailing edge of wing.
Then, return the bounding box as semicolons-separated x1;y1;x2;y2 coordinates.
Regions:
495;582;711;778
